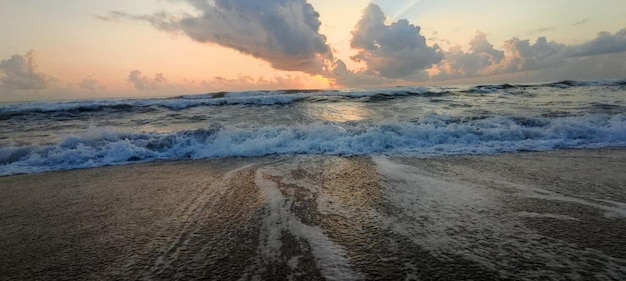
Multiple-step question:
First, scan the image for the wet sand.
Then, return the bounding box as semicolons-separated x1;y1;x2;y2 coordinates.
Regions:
1;149;625;280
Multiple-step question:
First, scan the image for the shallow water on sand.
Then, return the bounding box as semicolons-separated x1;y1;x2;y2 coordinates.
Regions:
1;150;625;280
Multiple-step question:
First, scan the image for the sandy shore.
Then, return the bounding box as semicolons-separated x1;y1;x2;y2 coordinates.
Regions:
1;148;625;280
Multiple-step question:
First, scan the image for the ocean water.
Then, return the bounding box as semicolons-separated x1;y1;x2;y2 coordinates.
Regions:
1;79;626;176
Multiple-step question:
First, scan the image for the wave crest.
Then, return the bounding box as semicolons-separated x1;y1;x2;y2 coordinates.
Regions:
2;114;625;176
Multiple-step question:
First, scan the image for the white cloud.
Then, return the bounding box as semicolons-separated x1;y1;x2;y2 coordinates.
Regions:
127;70;172;91
111;0;333;75
433;31;504;79
349;3;443;78
330;59;396;87
330;3;443;87
127;69;320;94
0;51;55;90
567;29;626;57
432;28;626;81
201;74;313;91
79;76;105;94
104;3;626;88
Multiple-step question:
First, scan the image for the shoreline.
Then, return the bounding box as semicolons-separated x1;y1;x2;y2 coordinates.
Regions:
4;146;626;179
1;148;625;280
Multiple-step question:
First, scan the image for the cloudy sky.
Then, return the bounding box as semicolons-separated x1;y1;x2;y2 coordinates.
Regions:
1;0;625;101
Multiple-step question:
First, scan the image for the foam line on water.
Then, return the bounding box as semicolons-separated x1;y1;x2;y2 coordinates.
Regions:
1;113;626;176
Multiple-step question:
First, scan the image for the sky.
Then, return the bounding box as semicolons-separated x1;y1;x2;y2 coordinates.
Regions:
1;0;626;102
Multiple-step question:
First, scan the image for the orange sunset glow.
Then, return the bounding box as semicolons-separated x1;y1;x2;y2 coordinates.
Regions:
2;0;626;101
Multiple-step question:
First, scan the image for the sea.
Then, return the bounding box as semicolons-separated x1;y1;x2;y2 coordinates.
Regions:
3;79;626;280
1;79;626;176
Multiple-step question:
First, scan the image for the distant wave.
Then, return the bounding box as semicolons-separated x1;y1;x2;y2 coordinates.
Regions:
0;89;441;115
462;79;626;94
2;79;622;115
2;113;625;176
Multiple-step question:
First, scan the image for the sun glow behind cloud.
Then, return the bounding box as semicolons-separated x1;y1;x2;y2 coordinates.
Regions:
1;0;626;101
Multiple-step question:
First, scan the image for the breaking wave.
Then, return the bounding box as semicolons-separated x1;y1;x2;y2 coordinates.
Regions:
2;113;625;176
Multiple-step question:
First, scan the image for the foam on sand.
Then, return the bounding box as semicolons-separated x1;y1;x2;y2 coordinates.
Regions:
372;153;626;279
253;165;363;280
1;149;625;280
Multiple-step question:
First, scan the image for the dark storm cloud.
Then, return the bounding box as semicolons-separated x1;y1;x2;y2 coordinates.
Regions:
0;51;55;90
349;3;443;78
110;0;333;75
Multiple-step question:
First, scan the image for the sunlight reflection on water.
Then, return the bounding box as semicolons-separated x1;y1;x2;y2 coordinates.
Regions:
304;102;372;122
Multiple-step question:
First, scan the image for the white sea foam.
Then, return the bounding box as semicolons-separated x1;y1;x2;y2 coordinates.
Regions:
372;157;626;279
254;166;363;280
519;185;626;218
515;211;581;221
1;113;626;176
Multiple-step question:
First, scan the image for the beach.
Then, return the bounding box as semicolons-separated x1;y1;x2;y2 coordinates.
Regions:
1;148;625;280
3;0;626;279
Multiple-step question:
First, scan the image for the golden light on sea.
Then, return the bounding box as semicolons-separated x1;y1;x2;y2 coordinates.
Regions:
305;102;371;122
